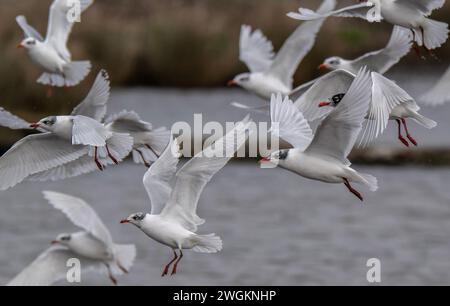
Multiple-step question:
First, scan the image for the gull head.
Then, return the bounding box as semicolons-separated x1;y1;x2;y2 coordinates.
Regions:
51;233;72;246
318;93;346;108
320;57;344;71
17;37;38;50
31;116;57;131
121;212;146;226
259;149;289;167
228;73;251;88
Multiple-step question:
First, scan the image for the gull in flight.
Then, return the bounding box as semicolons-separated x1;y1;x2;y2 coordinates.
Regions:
121;117;252;276
228;0;336;100
294;69;436;148
0;70;133;190
8;191;136;286
420;65;450;106
319;26;413;74
16;0;94;96
261;68;378;201
288;0;449;52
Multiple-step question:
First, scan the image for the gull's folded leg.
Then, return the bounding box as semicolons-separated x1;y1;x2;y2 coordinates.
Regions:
343;178;363;202
171;250;183;276
136;149;150;168
145;144;161;158
117;262;129;274
105;263;117;286
162;250;178;277
401;118;418;146
94;147;104;171
396;119;409;147
106;144;118;165
46;86;53;98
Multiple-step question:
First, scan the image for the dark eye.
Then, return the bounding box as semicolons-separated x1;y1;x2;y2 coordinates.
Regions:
43;121;49;125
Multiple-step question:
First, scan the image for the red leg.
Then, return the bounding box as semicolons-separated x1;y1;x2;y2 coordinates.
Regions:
401;118;418;146
117;262;129;274
136;149;151;168
106;145;118;165
421;27;438;60
396;119;409;147
46;86;53;98
171;250;183;276
343;178;363;202
145;144;161;158
94;147;104;171
162;250;178;277
105;263;117;285
410;29;425;60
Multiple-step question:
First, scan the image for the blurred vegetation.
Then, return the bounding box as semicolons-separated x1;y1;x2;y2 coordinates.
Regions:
0;0;449;119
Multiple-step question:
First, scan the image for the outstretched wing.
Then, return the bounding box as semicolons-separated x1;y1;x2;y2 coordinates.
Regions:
294;69;355;122
71;70;111;122
143;136;181;215
161;117;252;232
288;2;374;21
7;247;103;286
270;93;313;150
239;25;275;73
0;108;33;130
305;68;372;164
268;0;336;88
16;15;44;41
0;133;87;190
43;191;114;248
358;72;414;147
45;0;94;61
350;26;412;74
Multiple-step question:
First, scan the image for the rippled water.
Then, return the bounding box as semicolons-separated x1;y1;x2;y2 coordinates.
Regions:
1;73;450;285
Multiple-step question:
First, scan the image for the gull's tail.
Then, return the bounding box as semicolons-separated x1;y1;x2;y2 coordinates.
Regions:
37;61;91;87
193;234;223;254
421;18;449;50
409;111;437;129
111;244;136;275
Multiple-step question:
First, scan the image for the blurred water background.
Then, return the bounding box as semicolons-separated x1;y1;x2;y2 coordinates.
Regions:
0;0;450;286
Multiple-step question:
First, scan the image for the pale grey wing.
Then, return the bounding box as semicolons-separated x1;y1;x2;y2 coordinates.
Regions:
350;26;412;74
288;77;320;101
305;68;372;164
71;70;110;122
270;93;313;150
358;72;415;147
105;110;152;133
72;116;111;146
143;136;181;215
268;0;336;88
287;2;373;21
294;69;355;122
45;0;94;61
161;117;252;232
7;247;103;286
43;191;114;248
0;133;87;190
239;25;275;73
16;15;44;41
396;0;445;15
420;65;450;106
0;108;33;130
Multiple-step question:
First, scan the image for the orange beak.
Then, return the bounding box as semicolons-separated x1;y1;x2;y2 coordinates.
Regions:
120;219;129;224
318;102;331;108
16;43;24;49
318;64;327;71
258;157;270;164
30;123;39;129
227;80;237;87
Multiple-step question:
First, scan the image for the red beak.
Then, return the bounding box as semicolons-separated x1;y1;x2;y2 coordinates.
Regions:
30;123;39;129
258;157;270;164
227;80;237;87
120;219;129;224
318;102;331;108
16;43;24;49
318;64;327;71
51;241;59;245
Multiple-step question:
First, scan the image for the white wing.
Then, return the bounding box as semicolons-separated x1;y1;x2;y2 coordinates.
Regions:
350;26;412;74
358;72;415;147
239;25;275;73
396;0;445;16
295;69;355;122
105;110;152;133
288;2;374;21
7;246;102;286
72;116;111;146
161;117;252;232
143;136;181;215
268;0;336;88
71;70;110;122
45;0;94;61
0;133;87;190
0;108;33;130
43;191;114;248
270;93;313;150
420;65;450;106
305;68;372;164
16;15;44;41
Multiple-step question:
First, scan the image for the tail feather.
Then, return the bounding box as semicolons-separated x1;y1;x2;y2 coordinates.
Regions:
410;112;437;129
37;61;91;87
193;234;223;254
359;173;378;192
111;244;136;275
91;132;133;164
422;18;449;50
